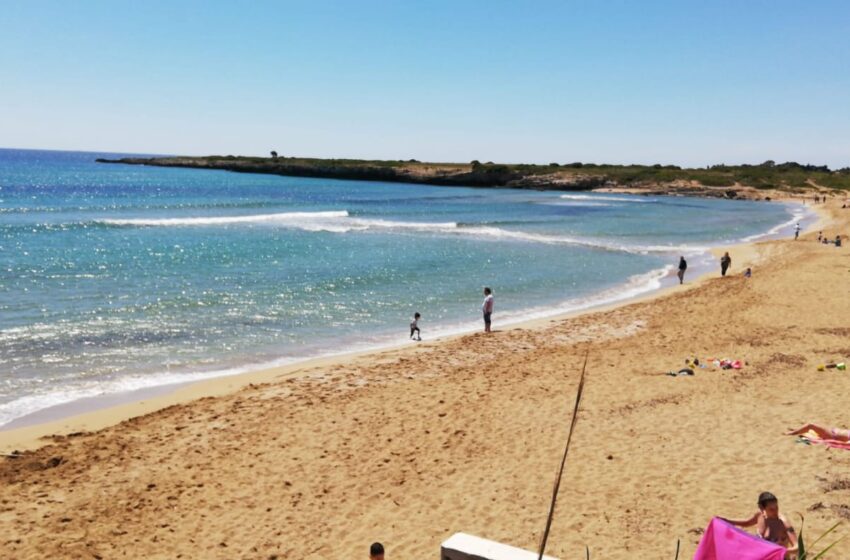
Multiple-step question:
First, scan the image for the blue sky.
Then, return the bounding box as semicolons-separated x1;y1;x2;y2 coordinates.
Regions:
1;0;848;167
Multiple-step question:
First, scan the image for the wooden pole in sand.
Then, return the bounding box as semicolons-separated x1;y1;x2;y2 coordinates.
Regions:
537;350;589;560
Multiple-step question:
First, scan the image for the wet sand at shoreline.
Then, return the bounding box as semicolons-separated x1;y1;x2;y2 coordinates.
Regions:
1;201;848;558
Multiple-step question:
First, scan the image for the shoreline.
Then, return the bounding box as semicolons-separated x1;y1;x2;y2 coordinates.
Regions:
1;201;846;558
0;198;822;452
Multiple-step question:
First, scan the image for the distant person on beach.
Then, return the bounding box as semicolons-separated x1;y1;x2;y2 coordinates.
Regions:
836;235;842;247
409;312;421;341
482;287;494;333
721;492;797;554
794;222;800;240
744;267;752;278
817;231;823;242
720;252;732;277
370;542;385;560
787;424;850;442
677;256;687;284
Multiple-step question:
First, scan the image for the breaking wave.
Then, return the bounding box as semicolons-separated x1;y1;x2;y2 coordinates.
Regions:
94;210;704;255
560;194;649;203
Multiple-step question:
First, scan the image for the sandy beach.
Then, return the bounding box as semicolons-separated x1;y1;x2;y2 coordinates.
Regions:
1;200;849;558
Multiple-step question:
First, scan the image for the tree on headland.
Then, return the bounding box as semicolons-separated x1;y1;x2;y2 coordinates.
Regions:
270;151;278;159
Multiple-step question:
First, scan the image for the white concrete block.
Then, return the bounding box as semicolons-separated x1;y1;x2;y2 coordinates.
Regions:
440;532;560;560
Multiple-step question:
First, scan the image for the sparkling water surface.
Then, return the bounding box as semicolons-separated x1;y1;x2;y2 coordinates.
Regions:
0;149;802;425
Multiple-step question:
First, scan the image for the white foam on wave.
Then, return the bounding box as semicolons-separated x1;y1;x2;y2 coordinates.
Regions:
95;210;703;255
452;226;707;255
99;210;352;229
560;194;649;203
739;204;812;243
544;201;614;207
0;263;675;429
0;363;287;428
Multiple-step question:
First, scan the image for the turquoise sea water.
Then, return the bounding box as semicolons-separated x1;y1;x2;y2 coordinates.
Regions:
0;149;805;425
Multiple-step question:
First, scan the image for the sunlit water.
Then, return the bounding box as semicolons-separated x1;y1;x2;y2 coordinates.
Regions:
0;149;805;425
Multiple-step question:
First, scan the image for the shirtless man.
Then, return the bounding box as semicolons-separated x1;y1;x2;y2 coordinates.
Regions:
722;492;797;556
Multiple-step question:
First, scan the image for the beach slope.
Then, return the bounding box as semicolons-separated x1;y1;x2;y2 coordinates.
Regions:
1;204;849;558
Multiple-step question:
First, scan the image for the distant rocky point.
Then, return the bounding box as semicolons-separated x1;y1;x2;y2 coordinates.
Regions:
97;155;849;199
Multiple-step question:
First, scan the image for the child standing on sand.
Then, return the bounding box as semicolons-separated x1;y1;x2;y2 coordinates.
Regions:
482;287;494;333
722;492;797;555
409;312;421;341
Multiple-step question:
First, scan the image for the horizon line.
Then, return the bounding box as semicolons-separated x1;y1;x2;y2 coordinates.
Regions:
1;145;847;172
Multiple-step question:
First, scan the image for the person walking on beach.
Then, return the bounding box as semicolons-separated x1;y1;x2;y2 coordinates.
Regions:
677;256;687;284
794;222;801;240
482;287;494;333
409;312;421;341
720;252;732;277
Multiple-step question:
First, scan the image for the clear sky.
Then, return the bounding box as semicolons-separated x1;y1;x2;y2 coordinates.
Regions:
1;0;848;167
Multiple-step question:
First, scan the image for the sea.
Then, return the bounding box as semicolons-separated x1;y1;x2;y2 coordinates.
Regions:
0;148;809;427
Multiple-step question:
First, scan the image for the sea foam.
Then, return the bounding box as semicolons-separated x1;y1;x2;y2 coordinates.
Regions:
95;210;704;255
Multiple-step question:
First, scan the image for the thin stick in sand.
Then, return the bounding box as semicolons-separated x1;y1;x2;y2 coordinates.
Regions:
538;350;589;560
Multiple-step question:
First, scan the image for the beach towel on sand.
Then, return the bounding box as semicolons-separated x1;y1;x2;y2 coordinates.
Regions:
693;518;785;560
797;431;850;450
805;437;850;450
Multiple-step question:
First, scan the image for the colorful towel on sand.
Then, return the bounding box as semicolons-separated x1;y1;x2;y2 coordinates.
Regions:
797;431;850;450
693;518;786;560
806;438;850;450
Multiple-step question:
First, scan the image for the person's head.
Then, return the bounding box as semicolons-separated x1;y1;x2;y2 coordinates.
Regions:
483;287;492;296
758;492;779;517
414;312;421;319
370;542;385;560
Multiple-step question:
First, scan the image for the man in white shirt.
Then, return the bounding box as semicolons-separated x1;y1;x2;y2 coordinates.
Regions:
482;287;494;333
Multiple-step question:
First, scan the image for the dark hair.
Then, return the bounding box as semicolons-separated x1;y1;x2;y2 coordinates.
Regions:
370;542;385;555
758;492;777;509
414;312;421;318
483;287;492;295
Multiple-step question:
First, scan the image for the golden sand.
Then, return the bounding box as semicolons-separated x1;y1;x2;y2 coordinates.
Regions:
1;201;848;559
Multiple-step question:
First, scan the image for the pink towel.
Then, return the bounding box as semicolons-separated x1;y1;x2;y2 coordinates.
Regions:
803;437;850;450
693;517;786;560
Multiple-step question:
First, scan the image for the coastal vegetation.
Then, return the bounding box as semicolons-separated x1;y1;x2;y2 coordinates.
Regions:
97;154;850;196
